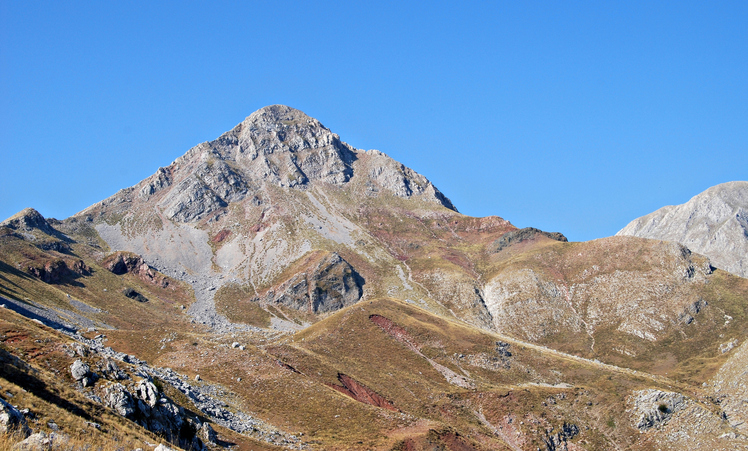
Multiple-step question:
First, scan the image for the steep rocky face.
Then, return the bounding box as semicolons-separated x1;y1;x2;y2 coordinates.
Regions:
617;181;748;278
257;252;363;313
103;251;169;288
99;105;455;224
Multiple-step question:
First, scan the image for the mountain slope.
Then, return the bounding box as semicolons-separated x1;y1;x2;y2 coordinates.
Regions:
2;106;748;449
617;181;748;278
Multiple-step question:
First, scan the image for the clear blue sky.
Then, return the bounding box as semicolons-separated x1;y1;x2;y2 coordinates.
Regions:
1;1;746;242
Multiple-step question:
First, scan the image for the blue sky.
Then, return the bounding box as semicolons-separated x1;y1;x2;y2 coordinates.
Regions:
1;1;746;242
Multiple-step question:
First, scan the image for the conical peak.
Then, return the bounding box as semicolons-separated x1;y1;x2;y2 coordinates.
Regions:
1;207;57;236
241;105;325;131
3;207;46;227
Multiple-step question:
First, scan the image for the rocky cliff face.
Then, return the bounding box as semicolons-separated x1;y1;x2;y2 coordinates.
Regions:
257;251;363;313
617;181;748;278
97;105;455;224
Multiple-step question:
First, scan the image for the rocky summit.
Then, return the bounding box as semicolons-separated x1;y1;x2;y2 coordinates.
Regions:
1;105;748;450
617;181;748;278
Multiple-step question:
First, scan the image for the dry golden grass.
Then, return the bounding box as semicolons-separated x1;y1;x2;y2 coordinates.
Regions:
0;429;149;451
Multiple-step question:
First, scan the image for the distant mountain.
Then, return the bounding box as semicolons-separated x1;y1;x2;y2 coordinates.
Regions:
617;181;748;278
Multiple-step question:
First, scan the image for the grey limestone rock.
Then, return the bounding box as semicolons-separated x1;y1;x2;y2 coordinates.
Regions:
12;432;68;451
365;149;456;210
630;389;687;430
618;181;748;278
159;175;228;222
139;166;173;200
70;359;90;381
261;252;364;313
0;398;30;437
135;379;159;408
103;105;455;224
103;383;135;417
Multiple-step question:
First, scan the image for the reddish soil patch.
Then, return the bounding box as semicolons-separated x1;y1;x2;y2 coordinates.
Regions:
369;314;419;351
211;229;231;243
327;373;397;411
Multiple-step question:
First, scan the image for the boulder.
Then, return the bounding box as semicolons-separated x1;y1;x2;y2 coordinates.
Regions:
0;398;30;437
70;360;91;382
12;432;68;450
103;383;135;417
135;380;159;408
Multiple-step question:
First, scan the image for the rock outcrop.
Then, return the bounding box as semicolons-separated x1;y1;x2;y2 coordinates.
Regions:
0;398;30;437
25;258;89;284
70;359;96;387
489;227;567;253
618;181;748;278
629;389;687;430
259;252;363;313
103;251;169;287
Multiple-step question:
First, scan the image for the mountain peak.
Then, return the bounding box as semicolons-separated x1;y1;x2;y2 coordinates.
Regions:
617;181;748;278
1;208;55;235
82;105;456;223
244;104;318;125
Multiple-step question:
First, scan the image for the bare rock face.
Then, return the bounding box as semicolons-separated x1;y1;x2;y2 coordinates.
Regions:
260;252;363;313
618;181;748;278
103;251;169;287
159;174;228;223
145;105;360;222
364;149;456;210
87;105;455;224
